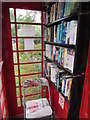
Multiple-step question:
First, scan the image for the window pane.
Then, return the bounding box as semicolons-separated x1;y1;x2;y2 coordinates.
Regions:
16;9;41;23
19;51;41;63
13;52;17;63
25;94;41;102
17;25;41;37
15;77;19;86
11;24;15;37
20;74;41;86
20;63;41;75
14;65;18;76
16;88;20;97
21;86;41;96
12;38;16;50
9;8;15;22
18;38;41;50
17;98;21;107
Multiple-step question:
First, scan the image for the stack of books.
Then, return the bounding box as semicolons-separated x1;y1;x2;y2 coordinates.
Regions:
45;44;75;73
47;1;78;23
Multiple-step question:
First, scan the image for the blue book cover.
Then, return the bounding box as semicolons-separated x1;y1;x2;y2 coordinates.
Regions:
60;1;65;18
60;21;67;44
56;25;60;42
63;77;66;95
58;51;60;64
60;23;63;43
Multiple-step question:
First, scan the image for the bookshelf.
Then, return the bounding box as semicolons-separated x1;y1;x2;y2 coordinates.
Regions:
43;2;89;119
44;41;76;49
45;56;72;75
47;13;78;27
46;76;70;103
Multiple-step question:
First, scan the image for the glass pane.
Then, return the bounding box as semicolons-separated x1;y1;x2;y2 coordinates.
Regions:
13;52;17;63
25;94;41;102
17;98;21;107
21;86;41;96
11;24;15;37
17;24;41;37
20;63;41;75
12;38;16;50
16;9;41;23
9;8;15;22
20;74;41;86
15;77;19;86
19;51;41;63
16;88;20;97
18;38;41;50
14;65;18;76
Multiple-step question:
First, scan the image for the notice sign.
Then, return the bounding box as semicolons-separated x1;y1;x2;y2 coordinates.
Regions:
59;93;65;110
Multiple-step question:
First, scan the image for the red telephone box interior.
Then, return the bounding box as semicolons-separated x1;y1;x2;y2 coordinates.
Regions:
0;2;90;119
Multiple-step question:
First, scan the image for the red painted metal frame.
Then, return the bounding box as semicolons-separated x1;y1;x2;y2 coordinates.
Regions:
15;72;41;77
12;36;42;39
14;8;23;106
41;10;43;98
14;61;41;65
20;72;42;77
3;2;43;117
13;50;42;52
16;92;41;98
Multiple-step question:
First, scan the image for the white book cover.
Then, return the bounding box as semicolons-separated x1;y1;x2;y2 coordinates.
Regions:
64;48;67;68
59;93;65;110
70;21;77;45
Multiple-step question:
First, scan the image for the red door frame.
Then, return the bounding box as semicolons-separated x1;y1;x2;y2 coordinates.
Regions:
2;2;44;117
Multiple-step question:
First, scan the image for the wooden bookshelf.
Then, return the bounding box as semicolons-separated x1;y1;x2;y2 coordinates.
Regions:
44;2;89;119
47;13;78;27
46;76;70;104
45;56;73;75
44;41;76;49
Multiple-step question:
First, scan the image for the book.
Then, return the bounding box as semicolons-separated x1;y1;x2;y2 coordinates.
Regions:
56;24;60;43
51;45;53;60
58;51;60;64
53;4;56;22
62;48;65;67
62;21;67;44
68;80;72;100
61;75;71;95
64;2;71;17
70;20;77;45
55;49;59;63
60;21;67;44
68;49;75;73
55;3;58;21
60;47;63;66
66;21;71;44
65;78;72;97
47;28;51;42
57;2;60;20
53;46;56;61
54;25;57;42
64;48;67;68
51;26;54;42
60;1;65;18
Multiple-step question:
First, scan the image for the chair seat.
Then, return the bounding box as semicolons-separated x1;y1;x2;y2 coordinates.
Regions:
26;98;52;119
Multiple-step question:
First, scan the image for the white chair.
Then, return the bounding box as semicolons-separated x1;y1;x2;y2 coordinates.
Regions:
23;77;52;119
